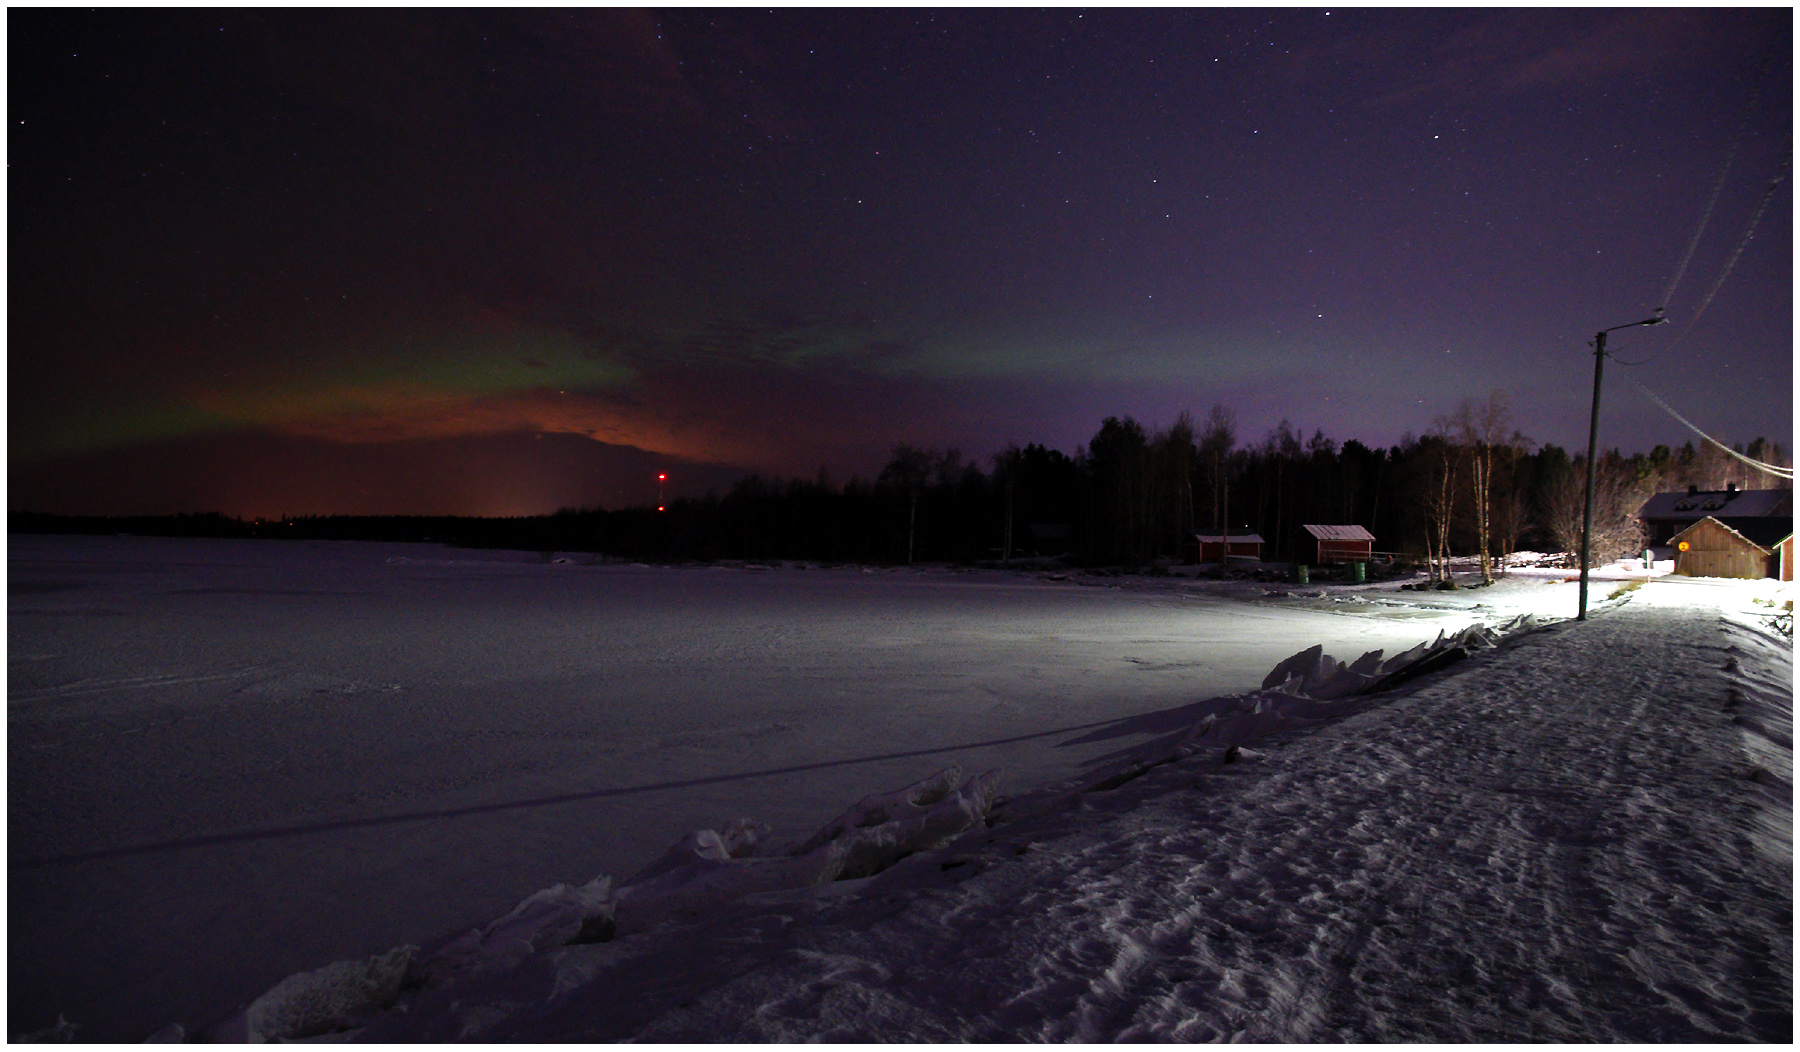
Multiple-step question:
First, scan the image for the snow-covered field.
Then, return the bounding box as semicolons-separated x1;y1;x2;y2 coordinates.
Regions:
7;535;1790;1041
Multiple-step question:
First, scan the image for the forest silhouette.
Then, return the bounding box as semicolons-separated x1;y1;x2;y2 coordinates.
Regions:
12;401;1788;571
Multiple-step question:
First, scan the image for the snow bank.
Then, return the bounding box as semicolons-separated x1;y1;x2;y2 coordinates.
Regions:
1168;614;1537;743
175;767;999;1041
607;766;999;936
991;614;1541;827
409;875;618;992
788;766;1001;881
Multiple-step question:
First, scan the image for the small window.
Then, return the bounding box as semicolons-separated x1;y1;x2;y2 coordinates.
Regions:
1673;498;1697;511
1701;498;1725;510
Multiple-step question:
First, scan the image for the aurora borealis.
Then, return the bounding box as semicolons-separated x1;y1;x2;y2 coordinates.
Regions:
10;8;1791;517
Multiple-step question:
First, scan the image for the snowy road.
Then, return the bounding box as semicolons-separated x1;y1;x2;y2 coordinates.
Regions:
365;584;1792;1042
10;535;1495;1041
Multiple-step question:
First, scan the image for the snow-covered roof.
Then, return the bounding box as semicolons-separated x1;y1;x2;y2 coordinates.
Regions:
1638;488;1790;521
1193;533;1264;544
1301;524;1374;541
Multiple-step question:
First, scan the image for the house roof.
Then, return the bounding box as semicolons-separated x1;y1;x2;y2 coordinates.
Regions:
1301;524;1374;541
1668;515;1791;554
1638;487;1791;521
1193;533;1264;545
1716;516;1795;549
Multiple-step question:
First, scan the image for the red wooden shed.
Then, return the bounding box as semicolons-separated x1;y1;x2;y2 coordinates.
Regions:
1298;524;1374;564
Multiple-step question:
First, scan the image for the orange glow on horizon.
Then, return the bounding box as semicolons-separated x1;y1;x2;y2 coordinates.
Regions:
241;385;789;469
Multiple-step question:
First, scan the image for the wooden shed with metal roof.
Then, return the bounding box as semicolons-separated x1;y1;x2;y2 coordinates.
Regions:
1668;515;1794;580
1297;524;1374;565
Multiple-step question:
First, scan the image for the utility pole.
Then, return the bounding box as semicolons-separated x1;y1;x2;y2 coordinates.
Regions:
1578;310;1665;620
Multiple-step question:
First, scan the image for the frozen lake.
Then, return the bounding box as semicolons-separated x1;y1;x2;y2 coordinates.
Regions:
10;534;1498;1041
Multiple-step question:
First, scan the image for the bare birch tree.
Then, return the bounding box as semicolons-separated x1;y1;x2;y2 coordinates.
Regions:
1424;419;1458;583
1543;452;1655;567
1455;392;1514;584
879;444;934;564
1491;430;1533;572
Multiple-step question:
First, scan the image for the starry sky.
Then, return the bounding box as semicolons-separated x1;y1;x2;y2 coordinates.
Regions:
10;8;1792;517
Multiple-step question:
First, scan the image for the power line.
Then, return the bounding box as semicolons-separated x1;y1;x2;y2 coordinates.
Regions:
1658;40;1779;310
1606;345;1660;367
1627;377;1794;480
1661;112;1751;311
1667;151;1791;351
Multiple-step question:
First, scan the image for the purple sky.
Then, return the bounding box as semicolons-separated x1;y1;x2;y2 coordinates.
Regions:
10;8;1792;517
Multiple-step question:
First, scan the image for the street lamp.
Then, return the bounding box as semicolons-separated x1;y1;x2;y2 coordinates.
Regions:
1577;309;1666;620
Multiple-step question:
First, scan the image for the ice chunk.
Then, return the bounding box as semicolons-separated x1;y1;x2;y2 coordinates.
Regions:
225;944;415;1042
623;819;772;885
1308;648;1388;699
612;843;834;936
1261;644;1332;692
611;820;818;935
1259;645;1391;700
12;1014;80;1043
414;875;615;987
475;876;616;961
612;770;999;935
793;767;1001;881
1377;639;1432;676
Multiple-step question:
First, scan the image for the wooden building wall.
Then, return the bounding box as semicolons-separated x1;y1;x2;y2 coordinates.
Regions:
1672;518;1774;580
1310;539;1373;564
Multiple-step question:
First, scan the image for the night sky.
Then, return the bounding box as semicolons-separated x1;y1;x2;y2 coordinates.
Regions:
10;8;1792;517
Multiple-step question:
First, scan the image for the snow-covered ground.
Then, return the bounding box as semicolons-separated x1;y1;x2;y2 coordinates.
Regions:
7;536;1790;1041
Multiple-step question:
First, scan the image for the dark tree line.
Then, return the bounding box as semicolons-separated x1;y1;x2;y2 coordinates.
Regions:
14;397;1788;569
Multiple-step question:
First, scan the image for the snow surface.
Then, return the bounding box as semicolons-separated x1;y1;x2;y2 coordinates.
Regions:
367;578;1790;1043
6;536;1790;1041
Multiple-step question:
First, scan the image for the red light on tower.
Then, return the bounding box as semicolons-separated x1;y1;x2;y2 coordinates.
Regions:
656;472;667;511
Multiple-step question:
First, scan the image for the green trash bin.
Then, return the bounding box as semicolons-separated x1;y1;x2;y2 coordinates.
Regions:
1293;562;1309;585
1348;561;1366;584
